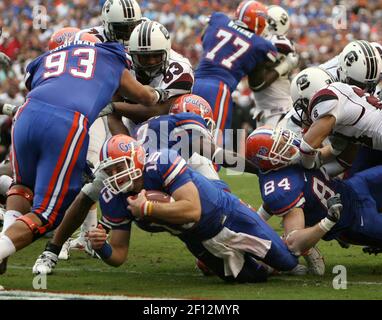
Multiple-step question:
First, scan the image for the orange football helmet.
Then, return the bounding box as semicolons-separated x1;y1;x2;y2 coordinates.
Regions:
170;94;216;133
235;1;268;36
48;28;100;50
48;27;80;50
99;134;146;194
246;126;300;172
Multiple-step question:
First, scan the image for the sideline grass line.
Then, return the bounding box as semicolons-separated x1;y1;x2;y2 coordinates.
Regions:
0;289;181;300
8;265;382;286
8;265;203;277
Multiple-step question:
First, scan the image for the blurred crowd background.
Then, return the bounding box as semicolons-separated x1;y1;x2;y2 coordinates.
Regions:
0;0;382;156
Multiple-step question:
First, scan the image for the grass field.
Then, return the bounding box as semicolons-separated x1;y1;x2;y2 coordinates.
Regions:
1;171;382;299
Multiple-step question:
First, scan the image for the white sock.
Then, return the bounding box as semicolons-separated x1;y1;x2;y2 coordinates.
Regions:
0;175;12;196
80;208;98;237
1;210;22;235
0;234;16;260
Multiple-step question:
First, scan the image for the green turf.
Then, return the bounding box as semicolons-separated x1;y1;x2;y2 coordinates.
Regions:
2;171;382;299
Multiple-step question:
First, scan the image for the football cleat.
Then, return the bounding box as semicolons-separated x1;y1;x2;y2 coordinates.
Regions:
69;236;87;251
58;239;71;260
285;264;308;276
362;246;382;255
32;251;58;275
303;246;325;276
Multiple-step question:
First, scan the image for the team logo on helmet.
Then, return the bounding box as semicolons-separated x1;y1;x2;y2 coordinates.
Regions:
118;142;136;153
159;25;170;40
296;74;310;91
344;51;358;67
280;13;288;25
254;146;269;165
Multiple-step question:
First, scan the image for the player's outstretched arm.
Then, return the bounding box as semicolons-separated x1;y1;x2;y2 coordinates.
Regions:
112;96;177;123
118;69;166;107
285;194;342;255
199;136;259;174
128;184;201;225
89;226;131;267
300;115;336;169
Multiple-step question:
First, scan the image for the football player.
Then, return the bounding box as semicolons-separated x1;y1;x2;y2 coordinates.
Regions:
192;1;298;145
252;5;297;127
290;41;382;171
65;0;144;254
246;127;382;270
0;33;168;274
80;0;143;46
33;135;306;281
132;93;258;180
105;21;194;129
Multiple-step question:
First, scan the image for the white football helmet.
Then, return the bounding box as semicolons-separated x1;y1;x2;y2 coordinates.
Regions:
129;21;171;80
290;67;336;125
102;0;142;45
338;40;382;93
266;5;290;36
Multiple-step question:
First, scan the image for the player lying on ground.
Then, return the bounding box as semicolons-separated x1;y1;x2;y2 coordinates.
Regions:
33;135;308;282
0;32;170;274
246;126;382;273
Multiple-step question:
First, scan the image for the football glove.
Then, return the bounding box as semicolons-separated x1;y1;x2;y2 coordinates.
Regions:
326;193;342;223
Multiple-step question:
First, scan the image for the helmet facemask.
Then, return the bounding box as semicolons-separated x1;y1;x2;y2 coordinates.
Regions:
293;97;312;127
99;156;142;195
255;128;300;172
108;20;141;46
131;50;168;81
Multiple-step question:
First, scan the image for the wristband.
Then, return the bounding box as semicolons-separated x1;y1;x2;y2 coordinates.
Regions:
94;241;113;260
141;201;154;218
154;90;161;103
318;217;336;232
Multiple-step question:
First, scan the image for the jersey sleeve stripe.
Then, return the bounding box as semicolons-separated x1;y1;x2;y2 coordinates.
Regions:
163;157;187;187
163;156;181;180
176;119;205;127
309;88;338;111
272;192;305;215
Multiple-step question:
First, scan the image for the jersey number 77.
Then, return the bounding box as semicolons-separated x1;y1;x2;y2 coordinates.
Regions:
206;29;250;69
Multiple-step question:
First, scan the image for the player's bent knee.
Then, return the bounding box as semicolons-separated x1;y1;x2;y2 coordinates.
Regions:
16;214;52;240
7;185;34;205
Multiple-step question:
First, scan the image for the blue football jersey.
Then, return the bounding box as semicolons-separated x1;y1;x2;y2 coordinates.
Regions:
195;12;277;92
134;113;212;159
99;148;242;241
259;166;356;240
25;41;128;124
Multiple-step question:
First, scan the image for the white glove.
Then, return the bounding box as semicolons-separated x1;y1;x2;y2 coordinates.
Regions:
0;52;11;68
81;169;109;202
97;102;114;118
285;52;299;70
274;52;299;76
